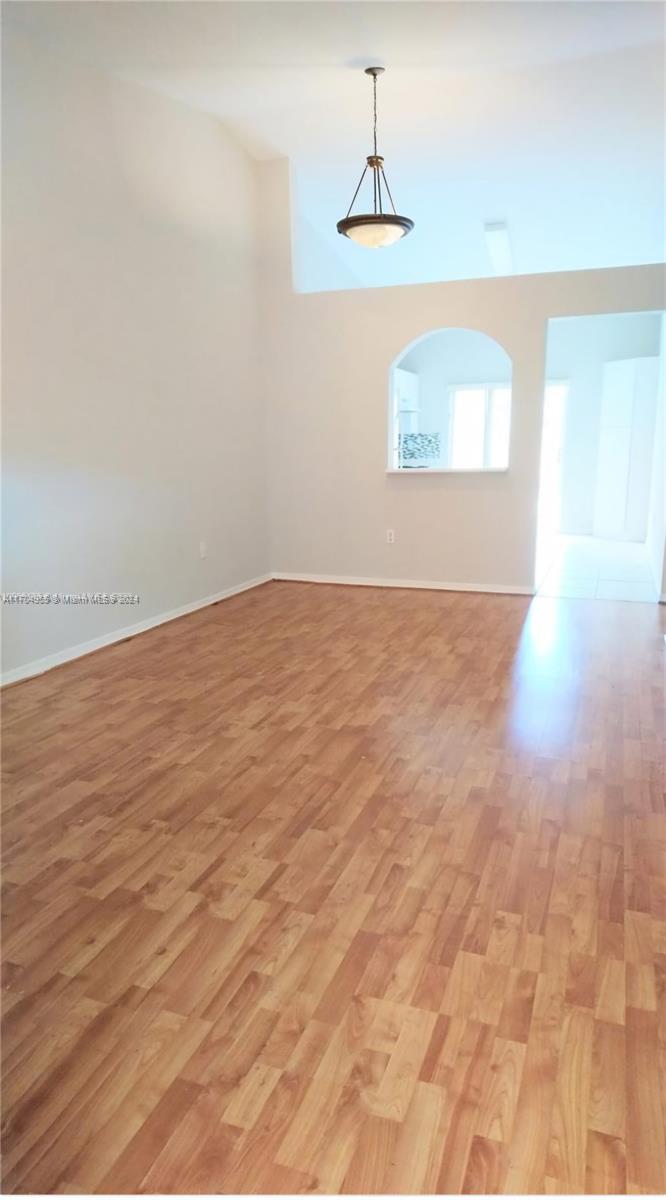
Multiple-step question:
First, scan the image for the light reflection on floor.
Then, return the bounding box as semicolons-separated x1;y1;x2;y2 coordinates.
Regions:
508;595;583;754
508;589;665;756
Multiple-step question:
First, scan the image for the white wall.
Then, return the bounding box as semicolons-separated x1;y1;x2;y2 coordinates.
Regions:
3;41;665;685
263;161;665;592
646;314;666;595
2;30;267;677
399;329;512;466
546;312;662;535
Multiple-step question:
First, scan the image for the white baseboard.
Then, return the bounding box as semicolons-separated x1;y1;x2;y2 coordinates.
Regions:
1;574;272;686
2;571;536;687
271;571;535;596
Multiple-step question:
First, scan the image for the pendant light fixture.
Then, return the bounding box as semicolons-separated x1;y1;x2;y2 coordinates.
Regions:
337;66;414;248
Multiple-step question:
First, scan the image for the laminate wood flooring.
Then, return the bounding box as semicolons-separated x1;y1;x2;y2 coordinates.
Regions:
2;582;665;1193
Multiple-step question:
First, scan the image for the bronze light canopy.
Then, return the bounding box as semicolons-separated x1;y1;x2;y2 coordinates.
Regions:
336;67;414;248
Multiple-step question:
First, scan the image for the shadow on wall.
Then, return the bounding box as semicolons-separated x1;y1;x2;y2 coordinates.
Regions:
389;328;513;472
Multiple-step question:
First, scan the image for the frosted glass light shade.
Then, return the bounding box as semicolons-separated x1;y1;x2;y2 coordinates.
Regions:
337;214;414;247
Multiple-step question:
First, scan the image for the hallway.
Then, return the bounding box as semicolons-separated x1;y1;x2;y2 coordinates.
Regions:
537;534;659;602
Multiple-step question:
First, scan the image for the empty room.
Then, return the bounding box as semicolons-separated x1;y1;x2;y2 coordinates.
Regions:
1;2;665;1196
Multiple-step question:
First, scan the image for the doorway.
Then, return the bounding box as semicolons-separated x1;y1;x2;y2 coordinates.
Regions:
535;313;663;602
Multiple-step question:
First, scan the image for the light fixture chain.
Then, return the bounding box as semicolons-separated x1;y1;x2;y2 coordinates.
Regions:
373;72;378;156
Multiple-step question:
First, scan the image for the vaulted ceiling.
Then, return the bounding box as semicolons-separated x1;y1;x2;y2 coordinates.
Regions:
6;1;664;290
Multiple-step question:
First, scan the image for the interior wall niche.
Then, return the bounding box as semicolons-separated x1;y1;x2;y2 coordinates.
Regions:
389;328;513;472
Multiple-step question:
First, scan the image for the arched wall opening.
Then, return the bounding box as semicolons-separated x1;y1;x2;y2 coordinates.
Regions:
388;328;514;471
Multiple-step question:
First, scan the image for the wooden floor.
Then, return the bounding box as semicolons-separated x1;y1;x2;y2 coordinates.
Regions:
2;581;665;1194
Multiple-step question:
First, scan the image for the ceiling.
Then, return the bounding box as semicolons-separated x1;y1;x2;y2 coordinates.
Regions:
5;1;665;291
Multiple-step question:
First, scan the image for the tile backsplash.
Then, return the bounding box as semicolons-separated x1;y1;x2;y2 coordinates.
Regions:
398;432;441;467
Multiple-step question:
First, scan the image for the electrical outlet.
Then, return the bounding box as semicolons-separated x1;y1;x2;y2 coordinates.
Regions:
199;539;207;559
386;529;395;544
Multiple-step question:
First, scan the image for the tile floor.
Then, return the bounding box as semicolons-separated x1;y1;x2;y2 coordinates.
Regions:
537;534;659;602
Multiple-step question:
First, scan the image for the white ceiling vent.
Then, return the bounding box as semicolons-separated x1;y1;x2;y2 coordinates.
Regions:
484;222;514;276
